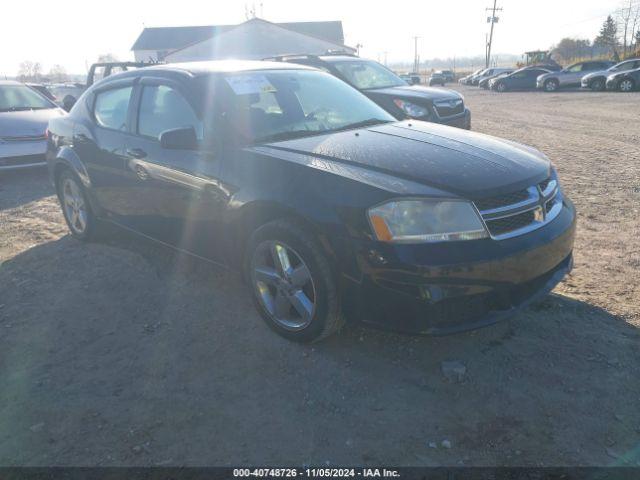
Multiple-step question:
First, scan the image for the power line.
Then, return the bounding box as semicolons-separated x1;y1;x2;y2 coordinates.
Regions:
485;0;503;68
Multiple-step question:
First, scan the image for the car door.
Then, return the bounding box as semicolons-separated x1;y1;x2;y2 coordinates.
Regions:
560;63;585;86
119;77;228;260
73;80;136;217
508;71;528;89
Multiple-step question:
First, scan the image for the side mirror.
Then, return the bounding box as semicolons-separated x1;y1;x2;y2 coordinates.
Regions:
159;126;198;150
62;95;76;112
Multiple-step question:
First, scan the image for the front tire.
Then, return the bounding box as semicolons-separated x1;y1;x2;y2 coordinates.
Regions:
544;79;559;92
496;82;507;92
589;78;605;91
56;169;98;241
245;219;343;342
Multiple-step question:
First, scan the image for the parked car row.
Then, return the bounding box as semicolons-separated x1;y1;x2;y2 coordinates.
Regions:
459;59;640;93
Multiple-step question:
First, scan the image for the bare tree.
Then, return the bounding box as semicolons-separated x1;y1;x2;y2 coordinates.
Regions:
48;64;68;82
617;0;640;56
17;61;43;82
96;53;119;63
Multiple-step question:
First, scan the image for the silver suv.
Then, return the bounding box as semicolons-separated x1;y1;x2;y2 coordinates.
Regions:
581;58;640;91
536;60;615;91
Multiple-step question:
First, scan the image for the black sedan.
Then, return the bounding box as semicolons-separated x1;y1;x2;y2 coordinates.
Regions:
606;66;640;92
46;61;576;342
268;54;471;129
490;67;551;92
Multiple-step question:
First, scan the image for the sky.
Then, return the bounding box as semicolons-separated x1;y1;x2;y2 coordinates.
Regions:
1;0;620;76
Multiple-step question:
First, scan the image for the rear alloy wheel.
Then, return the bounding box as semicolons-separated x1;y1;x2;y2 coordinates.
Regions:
544;79;559;92
57;170;97;241
589;78;605;91
619;79;635;92
246;219;343;342
496;82;507;92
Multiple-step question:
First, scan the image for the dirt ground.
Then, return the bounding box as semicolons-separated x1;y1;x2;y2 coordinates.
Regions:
0;86;639;467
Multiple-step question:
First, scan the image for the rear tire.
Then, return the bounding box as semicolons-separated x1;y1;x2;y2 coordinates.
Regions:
619;78;635;92
56;169;99;241
245;219;343;342
544;79;559;92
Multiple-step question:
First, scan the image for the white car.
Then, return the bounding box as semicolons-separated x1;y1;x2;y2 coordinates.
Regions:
0;81;65;171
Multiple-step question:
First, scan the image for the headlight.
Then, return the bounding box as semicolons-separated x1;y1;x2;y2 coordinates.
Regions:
393;99;430;118
368;199;488;243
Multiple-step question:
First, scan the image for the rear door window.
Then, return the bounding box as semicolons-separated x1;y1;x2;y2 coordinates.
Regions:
94;86;133;131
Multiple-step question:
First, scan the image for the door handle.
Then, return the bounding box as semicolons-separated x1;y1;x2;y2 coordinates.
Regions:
126;148;147;159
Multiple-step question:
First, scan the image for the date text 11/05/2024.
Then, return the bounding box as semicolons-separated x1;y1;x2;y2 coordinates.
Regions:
233;468;401;477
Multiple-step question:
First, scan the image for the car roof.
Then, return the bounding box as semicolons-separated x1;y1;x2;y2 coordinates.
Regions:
317;55;367;63
146;60;315;75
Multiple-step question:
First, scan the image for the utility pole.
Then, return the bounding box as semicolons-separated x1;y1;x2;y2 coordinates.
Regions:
412;36;421;73
383;51;389;66
485;0;502;68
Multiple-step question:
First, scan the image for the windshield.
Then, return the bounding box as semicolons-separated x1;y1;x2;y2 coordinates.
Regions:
217;70;395;143
331;60;407;90
0;84;56;112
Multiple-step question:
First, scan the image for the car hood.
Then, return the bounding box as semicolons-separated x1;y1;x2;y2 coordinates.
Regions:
365;85;462;103
255;121;550;198
537;71;565;80
0;108;65;138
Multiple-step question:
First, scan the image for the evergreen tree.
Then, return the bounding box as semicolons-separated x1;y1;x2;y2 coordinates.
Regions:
594;15;619;57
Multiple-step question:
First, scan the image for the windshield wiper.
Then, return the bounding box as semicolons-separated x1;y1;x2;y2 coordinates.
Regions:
253;118;391;144
254;129;319;144
331;118;391;132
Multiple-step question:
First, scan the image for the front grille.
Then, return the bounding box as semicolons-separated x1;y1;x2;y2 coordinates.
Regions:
434;100;464;117
474;177;562;239
0;154;46;168
474;188;530;211
485;210;536;236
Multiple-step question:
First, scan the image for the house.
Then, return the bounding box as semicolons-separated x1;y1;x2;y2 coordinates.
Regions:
131;18;355;63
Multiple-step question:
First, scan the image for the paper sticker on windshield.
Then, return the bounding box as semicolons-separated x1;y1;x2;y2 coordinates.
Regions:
225;75;276;95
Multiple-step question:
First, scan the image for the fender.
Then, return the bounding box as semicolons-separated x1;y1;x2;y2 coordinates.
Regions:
50;146;104;216
52;146;90;188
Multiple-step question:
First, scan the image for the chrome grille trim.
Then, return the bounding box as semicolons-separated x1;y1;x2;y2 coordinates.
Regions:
474;178;563;240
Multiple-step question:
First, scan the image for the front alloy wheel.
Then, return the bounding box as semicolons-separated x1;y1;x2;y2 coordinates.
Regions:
619;79;635;92
544;79;559;92
496;82;507;92
252;240;316;331
246;219;343;342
